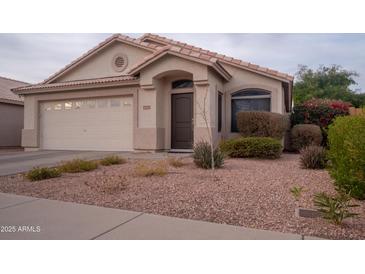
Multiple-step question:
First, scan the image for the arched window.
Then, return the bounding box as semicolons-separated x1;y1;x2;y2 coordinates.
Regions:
231;89;271;132
172;79;193;89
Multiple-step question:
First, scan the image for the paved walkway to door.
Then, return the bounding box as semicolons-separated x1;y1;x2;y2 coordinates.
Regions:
0;193;321;240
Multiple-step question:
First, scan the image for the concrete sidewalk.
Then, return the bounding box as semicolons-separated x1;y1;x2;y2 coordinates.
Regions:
0;193;320;240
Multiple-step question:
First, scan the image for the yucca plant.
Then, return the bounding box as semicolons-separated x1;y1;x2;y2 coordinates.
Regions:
313;192;359;225
299;145;327;169
193;141;224;169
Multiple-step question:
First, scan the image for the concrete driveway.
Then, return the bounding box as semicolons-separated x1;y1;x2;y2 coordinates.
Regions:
0;150;170;176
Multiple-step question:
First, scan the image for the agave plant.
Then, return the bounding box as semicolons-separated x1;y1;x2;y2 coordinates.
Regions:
290;186;304;201
313;192;359;225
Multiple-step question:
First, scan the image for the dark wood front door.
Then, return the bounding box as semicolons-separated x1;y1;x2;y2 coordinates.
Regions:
171;93;193;149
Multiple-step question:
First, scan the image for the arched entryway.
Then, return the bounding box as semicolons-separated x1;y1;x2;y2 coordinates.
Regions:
152;70;195;150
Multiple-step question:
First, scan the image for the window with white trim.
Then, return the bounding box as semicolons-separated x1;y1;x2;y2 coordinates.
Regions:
110;98;121;107
54;103;63;111
65;102;72;110
231;89;271;132
97;99;108;108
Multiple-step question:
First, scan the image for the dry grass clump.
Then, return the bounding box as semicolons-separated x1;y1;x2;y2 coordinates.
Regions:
135;161;168;177
60;159;98;173
100;155;127;166
167;157;185;168
85;174;128;194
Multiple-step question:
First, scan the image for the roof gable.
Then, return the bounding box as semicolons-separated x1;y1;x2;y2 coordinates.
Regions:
128;45;231;81
140;33;294;82
43;34;158;84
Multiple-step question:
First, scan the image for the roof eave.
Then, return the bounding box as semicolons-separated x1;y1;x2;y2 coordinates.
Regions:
212;61;232;81
0;98;24;105
12;79;139;95
220;60;293;83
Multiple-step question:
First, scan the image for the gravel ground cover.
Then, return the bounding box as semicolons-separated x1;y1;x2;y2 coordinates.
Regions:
0;153;364;239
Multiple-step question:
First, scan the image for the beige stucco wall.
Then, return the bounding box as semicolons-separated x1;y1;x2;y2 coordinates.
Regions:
139;54;208;86
21;86;139;150
0;102;24;147
54;41;151;83
207;69;225;145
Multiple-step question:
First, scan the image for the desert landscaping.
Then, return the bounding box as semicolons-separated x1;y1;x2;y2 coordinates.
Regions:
0;154;364;240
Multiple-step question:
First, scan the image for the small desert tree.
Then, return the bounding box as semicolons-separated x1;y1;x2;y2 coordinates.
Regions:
196;88;215;170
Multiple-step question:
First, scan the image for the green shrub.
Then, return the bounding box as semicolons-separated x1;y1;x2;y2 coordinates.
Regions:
299;145;327;169
291;99;350;128
100;155;126;166
60;159;98;173
220;137;282;159
291;124;322;151
236;111;288;139
313;192;359;225
327;115;365;199
26;167;61;181
193;141;224;169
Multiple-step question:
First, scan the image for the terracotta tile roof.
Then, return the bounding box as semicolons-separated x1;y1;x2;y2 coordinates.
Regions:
140;33;294;82
127;45;232;81
0;76;27;104
13;75;138;93
35;33;292;92
42;34;158;84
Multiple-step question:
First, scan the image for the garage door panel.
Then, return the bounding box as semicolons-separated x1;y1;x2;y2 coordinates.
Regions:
40;96;133;151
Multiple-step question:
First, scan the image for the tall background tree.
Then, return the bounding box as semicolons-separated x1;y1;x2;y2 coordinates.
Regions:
294;65;365;107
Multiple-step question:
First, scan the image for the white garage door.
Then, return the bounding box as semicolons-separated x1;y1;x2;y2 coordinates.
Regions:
40;96;133;151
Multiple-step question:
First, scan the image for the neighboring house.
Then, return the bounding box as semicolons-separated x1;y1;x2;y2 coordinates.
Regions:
13;33;293;152
0;76;27;147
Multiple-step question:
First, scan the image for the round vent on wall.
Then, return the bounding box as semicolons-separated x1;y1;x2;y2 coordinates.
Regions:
112;53;128;72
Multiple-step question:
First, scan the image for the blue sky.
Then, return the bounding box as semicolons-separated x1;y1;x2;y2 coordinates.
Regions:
0;33;364;92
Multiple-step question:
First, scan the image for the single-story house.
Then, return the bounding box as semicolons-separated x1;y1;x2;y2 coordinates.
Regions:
0;76;27;147
13;33;293;152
